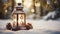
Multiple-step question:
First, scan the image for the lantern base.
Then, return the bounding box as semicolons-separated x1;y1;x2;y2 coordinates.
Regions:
6;22;33;31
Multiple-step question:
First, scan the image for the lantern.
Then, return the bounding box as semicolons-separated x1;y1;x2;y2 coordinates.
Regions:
6;3;33;31
12;3;26;26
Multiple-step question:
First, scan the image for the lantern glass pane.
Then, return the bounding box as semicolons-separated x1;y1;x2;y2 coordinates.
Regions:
18;14;25;24
13;14;17;23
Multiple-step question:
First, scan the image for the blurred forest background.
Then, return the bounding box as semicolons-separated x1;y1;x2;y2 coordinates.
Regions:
0;0;60;19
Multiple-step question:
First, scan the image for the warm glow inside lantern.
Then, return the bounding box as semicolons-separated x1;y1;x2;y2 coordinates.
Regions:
12;11;26;25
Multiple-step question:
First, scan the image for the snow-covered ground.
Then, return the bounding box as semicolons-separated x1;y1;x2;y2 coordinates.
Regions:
0;19;60;34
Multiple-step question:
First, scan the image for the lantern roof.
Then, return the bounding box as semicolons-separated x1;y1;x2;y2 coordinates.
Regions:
12;3;25;14
12;11;24;14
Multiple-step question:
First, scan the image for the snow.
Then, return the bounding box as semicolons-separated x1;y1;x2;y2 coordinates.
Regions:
0;19;60;34
43;11;57;20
